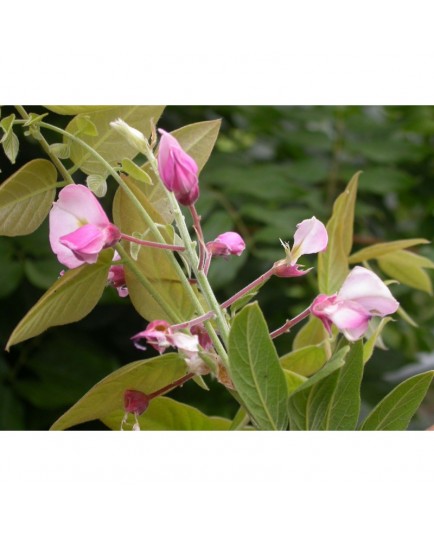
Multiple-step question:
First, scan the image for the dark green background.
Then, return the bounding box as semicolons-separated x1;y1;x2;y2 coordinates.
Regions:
1;105;433;430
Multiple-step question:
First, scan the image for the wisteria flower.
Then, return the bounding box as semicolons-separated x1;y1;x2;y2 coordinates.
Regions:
49;184;120;269
157;129;199;206
311;266;400;341
207;232;246;257
131;320;173;354
273;216;328;277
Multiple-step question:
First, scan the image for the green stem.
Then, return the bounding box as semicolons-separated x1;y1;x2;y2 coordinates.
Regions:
14;107;75;185
115;243;182;324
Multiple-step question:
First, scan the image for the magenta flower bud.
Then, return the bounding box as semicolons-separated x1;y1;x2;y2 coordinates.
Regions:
131;320;173;354
157;129;199;206
124;389;150;415
49;184;121;269
207;232;246;257
273;216;328;277
311;266;400;341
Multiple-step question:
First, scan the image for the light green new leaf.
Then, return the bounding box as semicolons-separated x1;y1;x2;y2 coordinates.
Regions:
228;303;288;431
349;238;430;264
65;106;165;175
292;316;329;350
113;177;197;323
378;249;434;294
2;130;19;164
6;249;112;350
363;317;393;363
50;353;188;430
121;158;153;184
287;345;351;430
102;396;232;431
284;370;307;394
360;371;434;431
280;345;327;376
318;172;360;294
0;159;57;236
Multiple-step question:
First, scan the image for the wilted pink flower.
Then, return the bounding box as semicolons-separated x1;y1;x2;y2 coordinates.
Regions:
169;332;200;359
131;320;173;353
273;216;328;277
190;324;213;351
157;129;199;206
107;253;128;298
207;232;246;257
49;184;121;269
124;389;150;415
311;266;399;341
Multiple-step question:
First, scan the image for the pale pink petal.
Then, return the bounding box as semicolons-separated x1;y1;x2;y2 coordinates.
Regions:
207;231;246;257
54;184;110;227
291;216;328;264
338;266;399;316
168;332;199;358
60;224;106;255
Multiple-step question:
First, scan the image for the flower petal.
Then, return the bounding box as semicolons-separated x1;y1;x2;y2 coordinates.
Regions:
291;216;328;264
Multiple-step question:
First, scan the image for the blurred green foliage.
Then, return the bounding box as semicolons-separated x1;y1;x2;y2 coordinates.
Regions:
1;105;433;429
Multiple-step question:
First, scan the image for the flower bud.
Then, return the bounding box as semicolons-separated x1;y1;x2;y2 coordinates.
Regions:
124;389;150;415
110;118;149;153
157;129;199;206
207;232;246;257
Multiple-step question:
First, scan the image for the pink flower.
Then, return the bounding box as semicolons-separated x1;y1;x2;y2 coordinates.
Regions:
311;266;400;341
190;324;213;351
157;129;199;206
273;216;328;277
206;232;246;257
49;184;121;269
131;320;173;354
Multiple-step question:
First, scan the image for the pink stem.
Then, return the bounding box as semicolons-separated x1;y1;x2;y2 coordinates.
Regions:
121;233;185;252
171;310;216;331
269;307;311;339
189;204;209;271
220;266;275;309
148;373;195;400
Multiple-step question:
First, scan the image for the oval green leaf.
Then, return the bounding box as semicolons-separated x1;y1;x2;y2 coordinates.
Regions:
360;371;434;431
378;249;434;294
102;396;232;431
65;106;165;175
6;249;112;350
280;345;327;376
349;238;430;264
228;302;288;431
0;159;57;236
50;353;188;430
44;105;111;115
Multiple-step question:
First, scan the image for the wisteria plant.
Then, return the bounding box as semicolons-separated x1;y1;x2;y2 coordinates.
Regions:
1;105;433;431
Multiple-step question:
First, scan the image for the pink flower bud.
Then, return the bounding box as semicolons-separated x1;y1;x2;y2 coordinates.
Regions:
311;266;399;341
49;184;121;269
207;232;246;257
124;389;150;415
273;216;328;277
107;253;128;297
157;129;199;206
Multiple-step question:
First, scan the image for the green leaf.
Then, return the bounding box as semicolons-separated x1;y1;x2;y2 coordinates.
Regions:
76;115;98;136
287;345;351;430
378;249;434;294
280;345;328;376
121;158;153;184
360;371;434;431
6;249;112;350
65;106;165;175
2;130;19;164
102;396;232;431
363;317;393;363
113;177;197;322
0;113;15;135
44;105;110;115
283;370;307;394
50;353;188;430
317;172;360;294
349;239;430;264
23;112;49;126
0;159;58;236
292;316;328;350
228;303;288;430
49;142;71;159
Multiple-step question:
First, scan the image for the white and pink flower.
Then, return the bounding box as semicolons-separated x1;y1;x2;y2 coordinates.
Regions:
49;184;120;269
311;266;399;341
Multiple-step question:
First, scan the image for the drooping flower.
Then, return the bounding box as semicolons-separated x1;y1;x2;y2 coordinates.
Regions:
124;389;150;415
273;216;328;277
131;320;173;354
107;252;128;298
110;118;148;153
157;129;199;206
206;232;246;257
311;266;399;341
49;184;121;269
